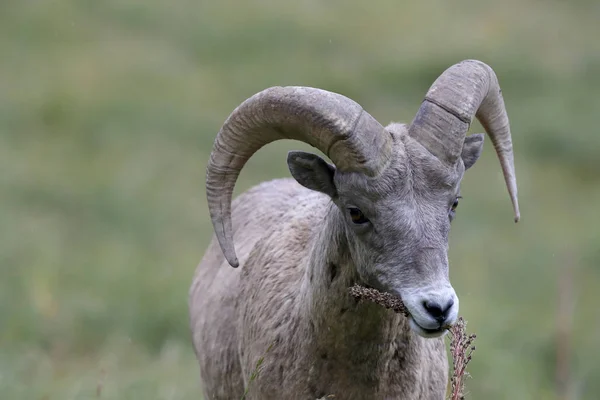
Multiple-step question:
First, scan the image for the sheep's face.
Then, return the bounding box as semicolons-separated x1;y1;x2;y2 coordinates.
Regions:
288;124;484;338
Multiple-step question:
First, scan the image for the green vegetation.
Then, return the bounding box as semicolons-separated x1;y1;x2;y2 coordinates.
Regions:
1;0;599;398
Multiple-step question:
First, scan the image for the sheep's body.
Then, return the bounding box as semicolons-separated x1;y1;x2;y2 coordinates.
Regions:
189;177;447;400
191;61;520;400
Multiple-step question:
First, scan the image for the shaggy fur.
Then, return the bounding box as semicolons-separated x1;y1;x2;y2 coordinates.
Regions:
189;125;484;399
190;61;519;399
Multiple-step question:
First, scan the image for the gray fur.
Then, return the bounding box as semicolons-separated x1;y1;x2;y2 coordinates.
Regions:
190;125;483;399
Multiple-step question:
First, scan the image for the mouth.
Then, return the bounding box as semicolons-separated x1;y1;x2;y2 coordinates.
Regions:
348;283;453;338
408;316;450;338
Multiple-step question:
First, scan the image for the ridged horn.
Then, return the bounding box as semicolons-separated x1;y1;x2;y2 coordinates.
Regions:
408;59;520;223
206;86;392;267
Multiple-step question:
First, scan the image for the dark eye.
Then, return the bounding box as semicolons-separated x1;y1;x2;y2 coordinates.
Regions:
348;207;369;224
449;196;462;218
451;198;460;212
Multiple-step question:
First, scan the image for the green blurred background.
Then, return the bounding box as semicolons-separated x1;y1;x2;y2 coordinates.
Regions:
1;0;599;399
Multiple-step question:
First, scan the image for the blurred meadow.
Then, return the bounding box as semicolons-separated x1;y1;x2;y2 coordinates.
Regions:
1;0;599;399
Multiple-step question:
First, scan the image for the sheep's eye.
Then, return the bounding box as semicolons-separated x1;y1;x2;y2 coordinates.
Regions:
348;207;369;224
451;196;461;213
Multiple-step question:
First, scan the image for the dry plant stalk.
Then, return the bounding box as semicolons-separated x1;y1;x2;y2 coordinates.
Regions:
96;368;106;398
448;317;476;400
349;284;477;400
348;284;409;317
555;252;575;400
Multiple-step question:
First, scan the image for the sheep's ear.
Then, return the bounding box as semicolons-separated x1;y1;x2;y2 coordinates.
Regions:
461;133;484;170
287;151;337;198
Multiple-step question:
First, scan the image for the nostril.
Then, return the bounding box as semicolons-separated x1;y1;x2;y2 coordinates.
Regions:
424;299;454;321
423;301;444;319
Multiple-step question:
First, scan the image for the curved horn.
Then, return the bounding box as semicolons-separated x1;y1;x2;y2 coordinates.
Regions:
206;86;392;267
408;59;520;223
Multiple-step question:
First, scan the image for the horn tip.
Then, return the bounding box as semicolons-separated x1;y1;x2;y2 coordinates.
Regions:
223;244;239;267
226;254;240;268
514;213;520;223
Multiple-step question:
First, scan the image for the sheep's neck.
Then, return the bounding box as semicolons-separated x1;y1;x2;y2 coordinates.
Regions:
300;204;421;394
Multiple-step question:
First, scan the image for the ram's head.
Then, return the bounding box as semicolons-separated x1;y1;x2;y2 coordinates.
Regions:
206;60;519;338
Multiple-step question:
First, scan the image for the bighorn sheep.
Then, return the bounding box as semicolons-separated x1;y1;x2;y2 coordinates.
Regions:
189;60;520;400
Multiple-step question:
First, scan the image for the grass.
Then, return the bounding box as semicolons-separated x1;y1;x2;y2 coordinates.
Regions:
0;339;200;400
1;0;599;398
240;342;275;400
